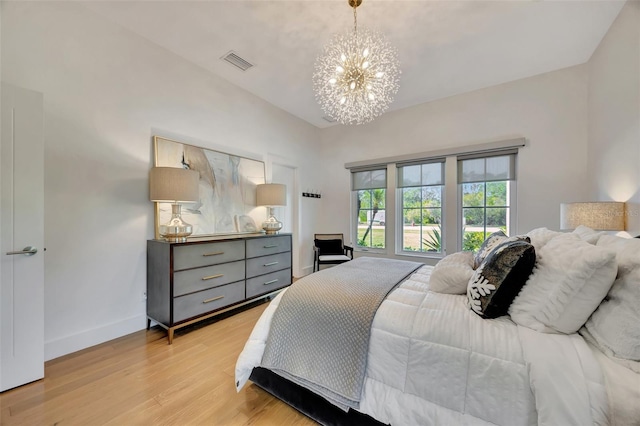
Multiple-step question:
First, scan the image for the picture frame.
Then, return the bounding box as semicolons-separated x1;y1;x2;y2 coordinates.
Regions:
153;136;266;238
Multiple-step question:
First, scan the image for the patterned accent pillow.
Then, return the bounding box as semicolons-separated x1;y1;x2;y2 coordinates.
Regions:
474;231;531;269
467;240;536;319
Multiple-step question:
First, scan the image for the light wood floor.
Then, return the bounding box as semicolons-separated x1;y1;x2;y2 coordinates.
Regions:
0;301;316;425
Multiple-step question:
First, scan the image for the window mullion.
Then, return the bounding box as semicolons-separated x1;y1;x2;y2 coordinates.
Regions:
483;182;488;239
419;190;424;252
444;156;458;253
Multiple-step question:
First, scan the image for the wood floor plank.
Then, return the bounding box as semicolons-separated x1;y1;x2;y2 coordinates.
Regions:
0;301;315;425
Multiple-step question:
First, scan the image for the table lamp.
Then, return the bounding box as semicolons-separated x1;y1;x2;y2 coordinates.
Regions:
256;183;286;234
560;202;625;231
150;167;200;242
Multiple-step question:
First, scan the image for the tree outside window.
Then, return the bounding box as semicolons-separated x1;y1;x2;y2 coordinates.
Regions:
357;189;385;248
352;168;387;250
462;181;510;250
400;186;443;252
349;151;516;255
459;154;514;251
398;161;444;254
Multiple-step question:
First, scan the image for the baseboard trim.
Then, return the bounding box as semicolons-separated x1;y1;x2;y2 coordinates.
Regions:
45;314;146;361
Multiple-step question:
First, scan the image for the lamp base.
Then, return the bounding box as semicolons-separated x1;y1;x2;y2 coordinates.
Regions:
261;214;282;235
159;204;193;242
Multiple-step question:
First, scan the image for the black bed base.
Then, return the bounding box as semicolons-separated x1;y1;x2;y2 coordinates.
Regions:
249;367;388;426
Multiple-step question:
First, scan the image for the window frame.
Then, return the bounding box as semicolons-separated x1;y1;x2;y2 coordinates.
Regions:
395;160;445;258
350;168;388;254
345;139;523;259
457;154;518;251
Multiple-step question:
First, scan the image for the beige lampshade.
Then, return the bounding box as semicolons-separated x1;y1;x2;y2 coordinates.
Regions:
560;202;625;231
149;167;199;202
256;183;286;207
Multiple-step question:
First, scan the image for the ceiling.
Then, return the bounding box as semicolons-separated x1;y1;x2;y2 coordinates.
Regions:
83;0;625;128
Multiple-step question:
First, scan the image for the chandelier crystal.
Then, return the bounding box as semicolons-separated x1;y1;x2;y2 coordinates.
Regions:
313;0;400;125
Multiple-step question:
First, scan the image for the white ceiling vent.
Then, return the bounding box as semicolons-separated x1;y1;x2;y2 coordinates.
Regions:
322;116;337;123
221;51;254;71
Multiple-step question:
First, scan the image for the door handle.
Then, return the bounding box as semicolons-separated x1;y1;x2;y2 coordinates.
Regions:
6;246;38;256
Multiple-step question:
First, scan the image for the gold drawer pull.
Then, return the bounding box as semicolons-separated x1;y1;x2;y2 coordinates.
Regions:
264;261;279;267
263;279;279;285
203;295;224;304
202;251;224;257
202;274;224;281
263;244;278;248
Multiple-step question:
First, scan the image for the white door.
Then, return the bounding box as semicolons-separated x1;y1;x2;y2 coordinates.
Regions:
271;163;299;276
0;83;45;391
271;164;295;233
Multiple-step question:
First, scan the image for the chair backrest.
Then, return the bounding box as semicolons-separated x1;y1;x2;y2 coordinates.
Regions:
314;234;345;254
314;233;344;243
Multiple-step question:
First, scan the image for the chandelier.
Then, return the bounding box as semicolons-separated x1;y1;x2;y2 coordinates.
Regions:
313;0;400;125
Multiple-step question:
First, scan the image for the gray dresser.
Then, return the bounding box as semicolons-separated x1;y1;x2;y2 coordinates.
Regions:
147;233;292;343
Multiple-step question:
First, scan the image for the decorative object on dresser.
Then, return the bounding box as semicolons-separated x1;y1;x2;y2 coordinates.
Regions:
560;201;626;231
149;167;200;242
256;183;287;234
153;136;266;237
147;233;292;343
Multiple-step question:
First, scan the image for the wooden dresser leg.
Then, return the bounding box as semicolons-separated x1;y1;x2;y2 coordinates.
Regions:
168;328;174;345
146;318;151;330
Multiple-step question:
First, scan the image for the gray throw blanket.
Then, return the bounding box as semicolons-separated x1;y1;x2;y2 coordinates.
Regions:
260;257;423;411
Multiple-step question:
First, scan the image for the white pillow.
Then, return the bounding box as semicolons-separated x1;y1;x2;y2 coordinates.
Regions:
573;225;604;244
582;235;640;361
437;251;474;267
509;233;617;334
429;251;474;294
526;227;563;251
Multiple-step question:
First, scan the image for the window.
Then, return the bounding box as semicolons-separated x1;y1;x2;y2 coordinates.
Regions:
397;161;444;254
346;139;522;256
458;154;516;252
352;169;386;250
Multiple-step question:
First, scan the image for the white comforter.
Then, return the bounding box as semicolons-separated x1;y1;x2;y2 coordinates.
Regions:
236;266;612;426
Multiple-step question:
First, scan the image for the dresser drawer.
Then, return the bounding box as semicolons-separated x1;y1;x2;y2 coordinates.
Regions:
246;268;291;299
173;281;245;323
246;236;291;259
246;251;292;278
173;240;244;271
173;260;245;297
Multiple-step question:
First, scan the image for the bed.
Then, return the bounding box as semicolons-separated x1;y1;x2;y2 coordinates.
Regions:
235;228;640;426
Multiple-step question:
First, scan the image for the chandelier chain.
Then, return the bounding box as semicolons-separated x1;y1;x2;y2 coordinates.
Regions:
353;4;358;40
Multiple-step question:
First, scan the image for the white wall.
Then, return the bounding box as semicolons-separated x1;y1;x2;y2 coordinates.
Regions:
318;65;589;259
1;2;323;360
587;0;640;235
